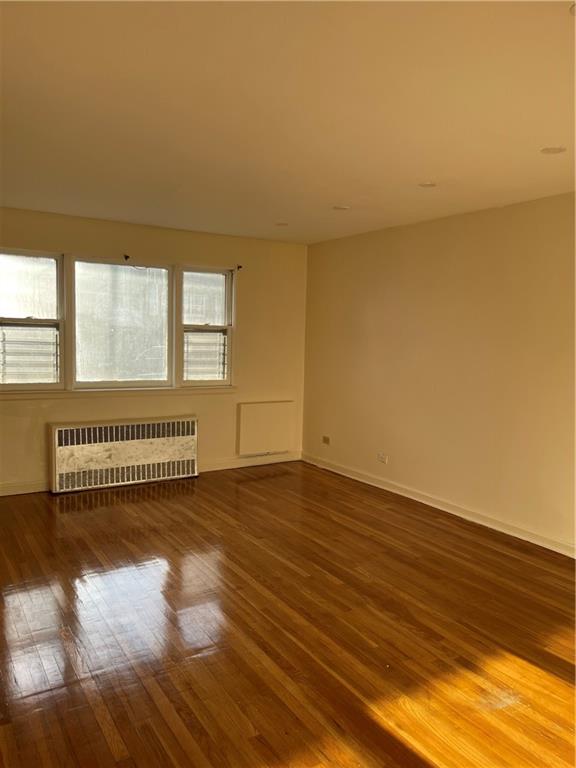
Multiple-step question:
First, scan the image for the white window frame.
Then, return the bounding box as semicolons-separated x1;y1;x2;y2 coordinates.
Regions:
0;250;236;392
176;266;234;388
70;255;175;390
0;249;65;391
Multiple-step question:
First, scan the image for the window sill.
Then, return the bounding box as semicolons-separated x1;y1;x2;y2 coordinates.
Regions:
0;386;237;401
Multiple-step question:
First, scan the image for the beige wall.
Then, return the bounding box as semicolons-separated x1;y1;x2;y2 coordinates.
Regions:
1;198;573;555
0;208;307;494
304;194;575;554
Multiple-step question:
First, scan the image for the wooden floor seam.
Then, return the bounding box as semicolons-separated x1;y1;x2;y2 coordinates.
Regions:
0;460;573;767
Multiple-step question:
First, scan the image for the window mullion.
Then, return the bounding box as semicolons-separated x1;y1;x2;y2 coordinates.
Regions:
173;265;184;388
63;254;75;389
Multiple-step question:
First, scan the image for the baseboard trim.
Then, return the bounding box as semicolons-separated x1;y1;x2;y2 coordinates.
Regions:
201;451;302;472
0;452;302;497
0;480;49;497
302;453;574;558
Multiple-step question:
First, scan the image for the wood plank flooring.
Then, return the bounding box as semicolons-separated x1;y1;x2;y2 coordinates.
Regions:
0;461;573;767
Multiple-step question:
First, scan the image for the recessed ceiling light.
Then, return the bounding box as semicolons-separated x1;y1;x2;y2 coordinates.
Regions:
540;146;567;155
418;181;437;188
333;205;350;211
275;221;288;226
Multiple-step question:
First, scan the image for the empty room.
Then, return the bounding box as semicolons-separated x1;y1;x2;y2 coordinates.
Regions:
0;2;574;767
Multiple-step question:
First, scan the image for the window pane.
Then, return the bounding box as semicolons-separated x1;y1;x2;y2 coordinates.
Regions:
0;325;59;383
0;254;58;319
75;262;168;382
183;272;227;325
184;330;227;381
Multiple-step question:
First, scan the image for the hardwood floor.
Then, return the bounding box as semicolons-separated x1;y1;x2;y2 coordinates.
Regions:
0;461;573;768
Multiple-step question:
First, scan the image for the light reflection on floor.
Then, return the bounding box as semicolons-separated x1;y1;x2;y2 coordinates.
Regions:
2;550;224;702
4;582;68;699
177;551;224;656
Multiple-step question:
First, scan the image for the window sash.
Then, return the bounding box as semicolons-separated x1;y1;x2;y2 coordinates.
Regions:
0;323;61;385
71;258;173;389
177;267;234;386
182;327;230;383
181;268;234;327
0;251;64;390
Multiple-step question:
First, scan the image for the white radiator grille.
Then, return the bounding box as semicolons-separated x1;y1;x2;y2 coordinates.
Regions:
51;417;198;493
56;419;195;447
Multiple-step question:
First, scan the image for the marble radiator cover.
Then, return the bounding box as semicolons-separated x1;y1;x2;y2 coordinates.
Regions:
50;417;198;493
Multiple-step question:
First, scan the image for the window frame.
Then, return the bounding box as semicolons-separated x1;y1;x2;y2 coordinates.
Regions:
70;255;175;390
0;249;66;391
0;250;236;393
175;265;234;388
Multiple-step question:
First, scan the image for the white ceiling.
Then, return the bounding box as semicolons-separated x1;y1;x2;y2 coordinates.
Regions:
1;2;574;244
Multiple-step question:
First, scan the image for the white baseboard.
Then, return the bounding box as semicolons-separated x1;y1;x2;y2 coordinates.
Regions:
302;453;574;558
0;452;302;497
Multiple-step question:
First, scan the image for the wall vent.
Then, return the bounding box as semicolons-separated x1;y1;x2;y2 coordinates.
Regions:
50;417;198;493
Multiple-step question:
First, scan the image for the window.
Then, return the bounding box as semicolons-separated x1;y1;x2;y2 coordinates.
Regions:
182;270;232;382
75;262;169;384
0;252;234;390
0;253;61;385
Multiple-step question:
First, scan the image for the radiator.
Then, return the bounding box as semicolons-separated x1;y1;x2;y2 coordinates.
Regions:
50;416;198;493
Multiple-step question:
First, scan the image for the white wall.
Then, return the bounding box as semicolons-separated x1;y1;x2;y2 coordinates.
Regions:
303;194;575;555
0;208;307;494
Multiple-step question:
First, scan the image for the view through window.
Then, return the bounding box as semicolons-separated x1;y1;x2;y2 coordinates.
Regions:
75;262;169;383
182;271;230;381
0;253;234;388
0;254;60;384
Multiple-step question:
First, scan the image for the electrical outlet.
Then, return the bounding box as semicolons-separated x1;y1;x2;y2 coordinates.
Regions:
377;452;389;464
322;435;331;446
